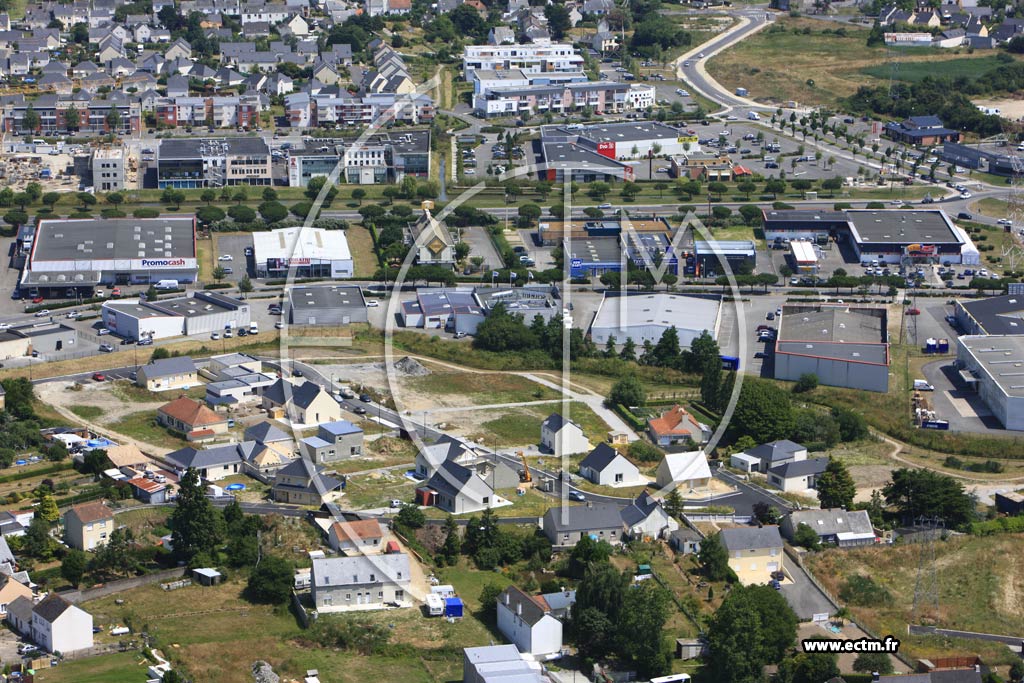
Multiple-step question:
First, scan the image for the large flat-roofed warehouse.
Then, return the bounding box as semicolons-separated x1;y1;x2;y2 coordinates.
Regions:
251;227;353;279
23;216;198;295
956;335;1024;431
954;294;1024;336
693;240;756;277
101;291;251;340
573;121;699;159
287;285;368;326
761;209;980;265
774;305;890;392
566;236;624;278
589;292;721;347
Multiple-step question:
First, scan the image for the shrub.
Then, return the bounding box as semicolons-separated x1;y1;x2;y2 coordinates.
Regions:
839;575;893;607
133;207;160;218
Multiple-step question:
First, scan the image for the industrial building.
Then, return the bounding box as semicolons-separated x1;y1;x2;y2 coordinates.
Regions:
774;305;890;393
0;322;80;360
762;209;980;265
23;216;198;295
474;286;560;322
157;137;272;189
399;288;485;334
954;294;1024;336
101;291;252;341
572;121;700;160
539;139;633;183
693;240;756;277
589;292;721;347
287;285;368;326
956;335;1024;431
565;236;624;278
251;227;353;279
789;240;819;274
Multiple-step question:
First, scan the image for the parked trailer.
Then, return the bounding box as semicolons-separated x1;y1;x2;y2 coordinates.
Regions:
720;355;740;371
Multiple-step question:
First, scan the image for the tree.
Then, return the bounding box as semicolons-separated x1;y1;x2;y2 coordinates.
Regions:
617;580;672;678
38;494;59;523
22;105;39;133
212;265;226;282
588;182;610;200
652;326;681;366
64;105;80;131
23;515;55;560
196;205;225;224
664;489;684;519
106;191;124;207
706;585;798;683
3;210;28;229
764;178;786;198
737;180;756;199
258;200;288;223
440;515;461;562
619;337;637;362
821;176;843;196
162;670;186;683
708;181;728;199
518;203;542;227
238;275;253;293
793;373;818;393
246;555;293;603
697;532;733;582
42;192;60;210
61;549;88;587
608;374;645;407
793;522;821;550
479;583;503;623
351;188;366;205
200;189;216;204
169;468;223;562
832;406;868;442
544;2;572;39
567;535;613;579
777;652;840;683
395;503;425;529
732;380;795;444
161;188;185;210
882;468;974;528
854;652;895;675
1009;661;1024;683
77;192;97;210
105;105;122;132
227;205;256;223
817;457;857;510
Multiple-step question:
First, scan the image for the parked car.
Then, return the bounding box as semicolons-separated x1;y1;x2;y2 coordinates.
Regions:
99;343;114;353
137;337;153;346
568;491;586;502
359;393;373;402
98;328;110;335
92;372;106;381
218;254;233;261
366;299;379;307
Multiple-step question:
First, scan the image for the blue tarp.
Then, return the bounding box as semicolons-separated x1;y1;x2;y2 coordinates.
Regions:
444;597;463;618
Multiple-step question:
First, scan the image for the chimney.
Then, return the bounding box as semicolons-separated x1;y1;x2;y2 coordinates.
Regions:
504;592;510;606
516;602;522;616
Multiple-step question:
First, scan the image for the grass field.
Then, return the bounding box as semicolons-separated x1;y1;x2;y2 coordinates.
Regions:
110;380;205;403
69;405;104;420
806;534;1024;667
346;225;379;278
706;17;1018;107
36;652;150;683
471;401;608;447
106;411;190;450
970;197;1009;219
409;371;560;405
341;468;418;509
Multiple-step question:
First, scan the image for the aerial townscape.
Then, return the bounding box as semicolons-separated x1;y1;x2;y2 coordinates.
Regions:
0;0;1022;681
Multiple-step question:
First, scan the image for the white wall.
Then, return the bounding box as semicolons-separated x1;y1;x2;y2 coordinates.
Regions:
496;603;562;656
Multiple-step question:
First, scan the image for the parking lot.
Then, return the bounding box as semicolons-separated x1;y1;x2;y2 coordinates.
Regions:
212;233;256;282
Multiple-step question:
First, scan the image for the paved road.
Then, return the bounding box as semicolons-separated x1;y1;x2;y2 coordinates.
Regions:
781;559;837;619
714;468;795;515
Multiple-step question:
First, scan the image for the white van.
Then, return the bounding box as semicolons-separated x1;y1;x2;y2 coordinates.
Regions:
747;111;760;121
249;321;258;334
155;279;179;290
913;379;934;391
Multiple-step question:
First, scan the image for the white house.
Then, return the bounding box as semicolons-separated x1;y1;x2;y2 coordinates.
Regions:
578;443;642;487
767;457;829;492
730;440;807;474
418;461;496;514
620;491;679;541
8;594;93;654
540;413;589;456
496;585;563;657
655;450;712;491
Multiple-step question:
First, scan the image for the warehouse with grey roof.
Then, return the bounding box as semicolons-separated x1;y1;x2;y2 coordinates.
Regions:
956;335;1024;431
287;285;368;326
589;292;721;347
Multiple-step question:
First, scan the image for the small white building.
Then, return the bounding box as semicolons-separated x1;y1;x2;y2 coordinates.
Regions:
495;585;563;657
578;443;642;487
540;413;589;456
655;450;712;491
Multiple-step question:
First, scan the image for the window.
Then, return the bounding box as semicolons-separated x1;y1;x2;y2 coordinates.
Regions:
378;591;383;598
395;590;404;601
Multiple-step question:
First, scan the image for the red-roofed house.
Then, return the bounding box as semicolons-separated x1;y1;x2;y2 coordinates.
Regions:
647;405;710;449
327;519;385;554
157;397;230;440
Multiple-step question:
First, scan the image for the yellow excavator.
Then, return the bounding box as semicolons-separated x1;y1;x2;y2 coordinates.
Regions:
518;451;532;485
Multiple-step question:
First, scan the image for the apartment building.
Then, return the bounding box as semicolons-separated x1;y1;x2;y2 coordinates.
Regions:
157;137;272;188
462;43;585;76
153;94;264;129
91;146;125;192
286;130;430;186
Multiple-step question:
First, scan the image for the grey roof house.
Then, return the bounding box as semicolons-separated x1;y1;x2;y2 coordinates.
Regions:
780;509;876;548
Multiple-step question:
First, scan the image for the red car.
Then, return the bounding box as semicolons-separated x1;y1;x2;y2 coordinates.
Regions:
907;308;921;316
32;296;43;304
91;372;106;381
112;287;122;297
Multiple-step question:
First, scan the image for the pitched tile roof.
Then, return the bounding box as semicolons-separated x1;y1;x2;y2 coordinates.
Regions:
498;585;549;626
158;396;226;428
719;525;783;552
329;518;383;544
67;500;113;524
647;405;702;437
579;443;622;472
32;593;74;623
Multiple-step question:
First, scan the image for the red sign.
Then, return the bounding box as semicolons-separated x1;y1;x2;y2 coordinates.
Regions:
623;166;635;182
597;141;616;159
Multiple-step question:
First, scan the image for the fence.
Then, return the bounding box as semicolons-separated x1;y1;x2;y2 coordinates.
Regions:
292;590;313;628
63;567;186;604
783;545;840;611
683;514;753;524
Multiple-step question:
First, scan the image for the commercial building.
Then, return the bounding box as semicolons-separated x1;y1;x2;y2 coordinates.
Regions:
102;291;251;341
23;216;197;294
474;286;560;322
589;292;721;347
883;115;961;146
774;305;890;392
0;322;79;360
91;147;125;192
286;130;431;186
762;208;980;265
399;288;485;334
565;236;623;278
693;240;757;277
251;227;353;279
954;294;1024;336
573;121;700;160
287;285;367;326
956;335;1024;431
539;139;633;182
157;137;272;189
789;240;819;274
462;43;584;76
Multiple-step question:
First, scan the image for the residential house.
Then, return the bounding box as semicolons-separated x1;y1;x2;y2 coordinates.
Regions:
244;421;293;449
271;457;343;506
489;26;516;44
0;575;31;617
417;461;495;514
719;526;784;585
310;554;411;611
165;443;249;481
8;594;93;654
327;518;384;554
104;444;155;474
578;443;643;487
875;669;982;683
414;434;473;479
496;585;563;657
730;440;807;474
63;500;115;551
647;405;710;449
136;356;198;392
300;420;364;464
780;509;876;548
165;38;192;61
312;60;340;85
157;396;230;440
540;413;589;456
242;441;295;480
620;491;679;541
542;502;624;548
767;457;829;492
0;511;31;538
285;14;308;35
406;205;457;267
655;450;712;491
262;379;341;426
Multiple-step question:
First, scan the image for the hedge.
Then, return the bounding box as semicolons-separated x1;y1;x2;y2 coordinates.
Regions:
612;403;646;431
0;462;73;485
970;516;1024;536
133;207;160;218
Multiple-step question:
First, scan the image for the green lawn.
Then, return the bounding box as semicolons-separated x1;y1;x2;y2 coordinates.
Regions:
346;225;380;278
409;371;560;405
341;469;417;509
36;652;150;683
110;379;205;403
106;411;190;450
860;55;1010;83
471;401;609;448
69;405;104;420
